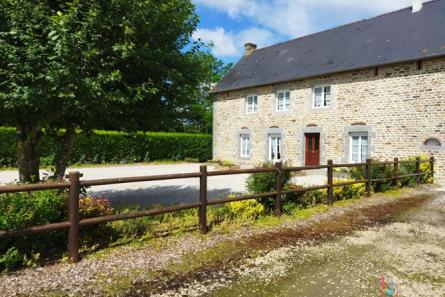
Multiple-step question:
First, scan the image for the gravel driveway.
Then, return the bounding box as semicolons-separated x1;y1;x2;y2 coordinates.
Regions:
0;163;327;207
0;163;249;206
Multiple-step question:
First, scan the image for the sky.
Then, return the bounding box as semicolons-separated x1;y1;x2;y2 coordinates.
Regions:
192;0;416;64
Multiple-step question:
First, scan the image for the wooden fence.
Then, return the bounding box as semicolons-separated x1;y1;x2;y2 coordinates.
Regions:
0;156;435;263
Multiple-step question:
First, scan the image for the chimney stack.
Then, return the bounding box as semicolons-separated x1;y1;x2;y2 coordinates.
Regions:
412;0;423;13
244;43;257;56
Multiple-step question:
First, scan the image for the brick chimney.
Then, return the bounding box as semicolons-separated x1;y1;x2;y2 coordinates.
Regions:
244;43;257;56
412;0;423;13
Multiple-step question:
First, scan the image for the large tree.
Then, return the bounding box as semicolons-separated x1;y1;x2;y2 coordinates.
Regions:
0;0;221;182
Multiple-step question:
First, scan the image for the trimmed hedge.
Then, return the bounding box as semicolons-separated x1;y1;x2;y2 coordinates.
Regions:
0;127;212;167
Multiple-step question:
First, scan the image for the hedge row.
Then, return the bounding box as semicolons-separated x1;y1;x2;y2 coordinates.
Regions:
0;127;212;167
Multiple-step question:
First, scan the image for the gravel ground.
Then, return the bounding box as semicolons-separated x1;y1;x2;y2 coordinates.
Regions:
0;163;326;206
0;185;440;297
0;164;247;206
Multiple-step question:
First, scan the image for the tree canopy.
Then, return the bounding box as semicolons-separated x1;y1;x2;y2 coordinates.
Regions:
0;0;229;181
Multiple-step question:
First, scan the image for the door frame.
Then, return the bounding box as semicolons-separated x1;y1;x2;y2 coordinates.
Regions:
304;133;321;166
300;127;325;166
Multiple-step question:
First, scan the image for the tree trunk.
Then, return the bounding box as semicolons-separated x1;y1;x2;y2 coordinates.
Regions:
54;123;76;180
16;124;41;183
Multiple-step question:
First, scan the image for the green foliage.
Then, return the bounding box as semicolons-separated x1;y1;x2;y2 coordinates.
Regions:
0;127;212;167
0;0;227;181
0;190;67;231
0;190;67;271
0;191;115;271
284;186;328;210
110;217;153;239
349;156;433;193
246;163;291;211
0;127;15;167
79;197;115;249
224;200;265;221
0;0;218;130
333;180;366;201
399;156;433;185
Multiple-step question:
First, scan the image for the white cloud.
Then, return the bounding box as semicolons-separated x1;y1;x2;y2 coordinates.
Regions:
195;0;414;38
193;27;276;57
193;28;238;56
194;0;418;58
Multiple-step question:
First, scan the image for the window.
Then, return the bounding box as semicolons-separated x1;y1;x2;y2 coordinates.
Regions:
240;135;250;157
276;90;290;112
313;85;331;108
424;138;441;147
245;95;258;114
350;132;368;163
268;135;282;162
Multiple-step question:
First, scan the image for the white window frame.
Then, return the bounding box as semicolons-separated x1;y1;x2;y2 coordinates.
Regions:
268;134;282;162
312;85;332;108
349;132;368;163
275;90;290;112
245;95;258;114
240;134;250;158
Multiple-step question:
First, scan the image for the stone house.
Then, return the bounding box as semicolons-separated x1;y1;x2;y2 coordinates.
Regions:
210;0;445;183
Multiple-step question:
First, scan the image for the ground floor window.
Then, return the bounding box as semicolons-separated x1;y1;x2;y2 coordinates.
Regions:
350;132;368;163
240;135;250;157
268;135;282;162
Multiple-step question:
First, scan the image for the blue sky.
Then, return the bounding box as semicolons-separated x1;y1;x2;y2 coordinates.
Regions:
192;0;416;64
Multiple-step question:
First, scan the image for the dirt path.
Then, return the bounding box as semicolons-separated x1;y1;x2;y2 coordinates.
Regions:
0;185;441;297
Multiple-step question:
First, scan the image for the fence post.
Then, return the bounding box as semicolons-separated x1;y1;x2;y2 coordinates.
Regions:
430;156;435;182
199;165;208;233
68;171;80;263
274;162;283;216
327;160;334;205
365;158;372;197
393;157;399;188
415;156;421;185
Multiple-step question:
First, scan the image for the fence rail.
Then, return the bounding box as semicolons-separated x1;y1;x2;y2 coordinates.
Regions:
0;156;435;263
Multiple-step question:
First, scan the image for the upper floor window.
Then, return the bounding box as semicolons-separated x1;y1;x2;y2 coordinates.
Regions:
313;85;331;108
245;95;258;114
240;134;250;157
276;90;290;112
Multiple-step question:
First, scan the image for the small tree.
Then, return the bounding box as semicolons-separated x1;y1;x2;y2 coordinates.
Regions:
0;0;221;182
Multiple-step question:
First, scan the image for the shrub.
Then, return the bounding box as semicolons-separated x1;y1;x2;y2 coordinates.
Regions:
0;190;67;232
399;156;433;186
348;156;432;193
246;163;291;211
301;189;328;207
0;190;67;271
225;200;265;221
0;192;115;271
333;180;365;200
349;162;394;193
79;197;114;218
0;127;212;167
78;197;115;248
110;216;153;239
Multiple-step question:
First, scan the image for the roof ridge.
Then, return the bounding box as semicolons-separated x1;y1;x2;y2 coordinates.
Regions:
252;0;439;54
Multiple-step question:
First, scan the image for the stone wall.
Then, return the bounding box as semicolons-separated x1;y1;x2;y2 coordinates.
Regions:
213;57;445;183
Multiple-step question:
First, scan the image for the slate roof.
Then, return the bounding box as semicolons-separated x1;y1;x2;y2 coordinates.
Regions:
211;0;445;94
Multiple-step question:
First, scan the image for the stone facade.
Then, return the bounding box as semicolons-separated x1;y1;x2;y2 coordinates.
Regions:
213;57;445;183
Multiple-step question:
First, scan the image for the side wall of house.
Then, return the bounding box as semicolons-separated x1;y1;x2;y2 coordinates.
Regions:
213;57;445;183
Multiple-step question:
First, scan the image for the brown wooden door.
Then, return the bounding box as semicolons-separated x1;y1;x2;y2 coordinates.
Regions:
305;133;320;166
